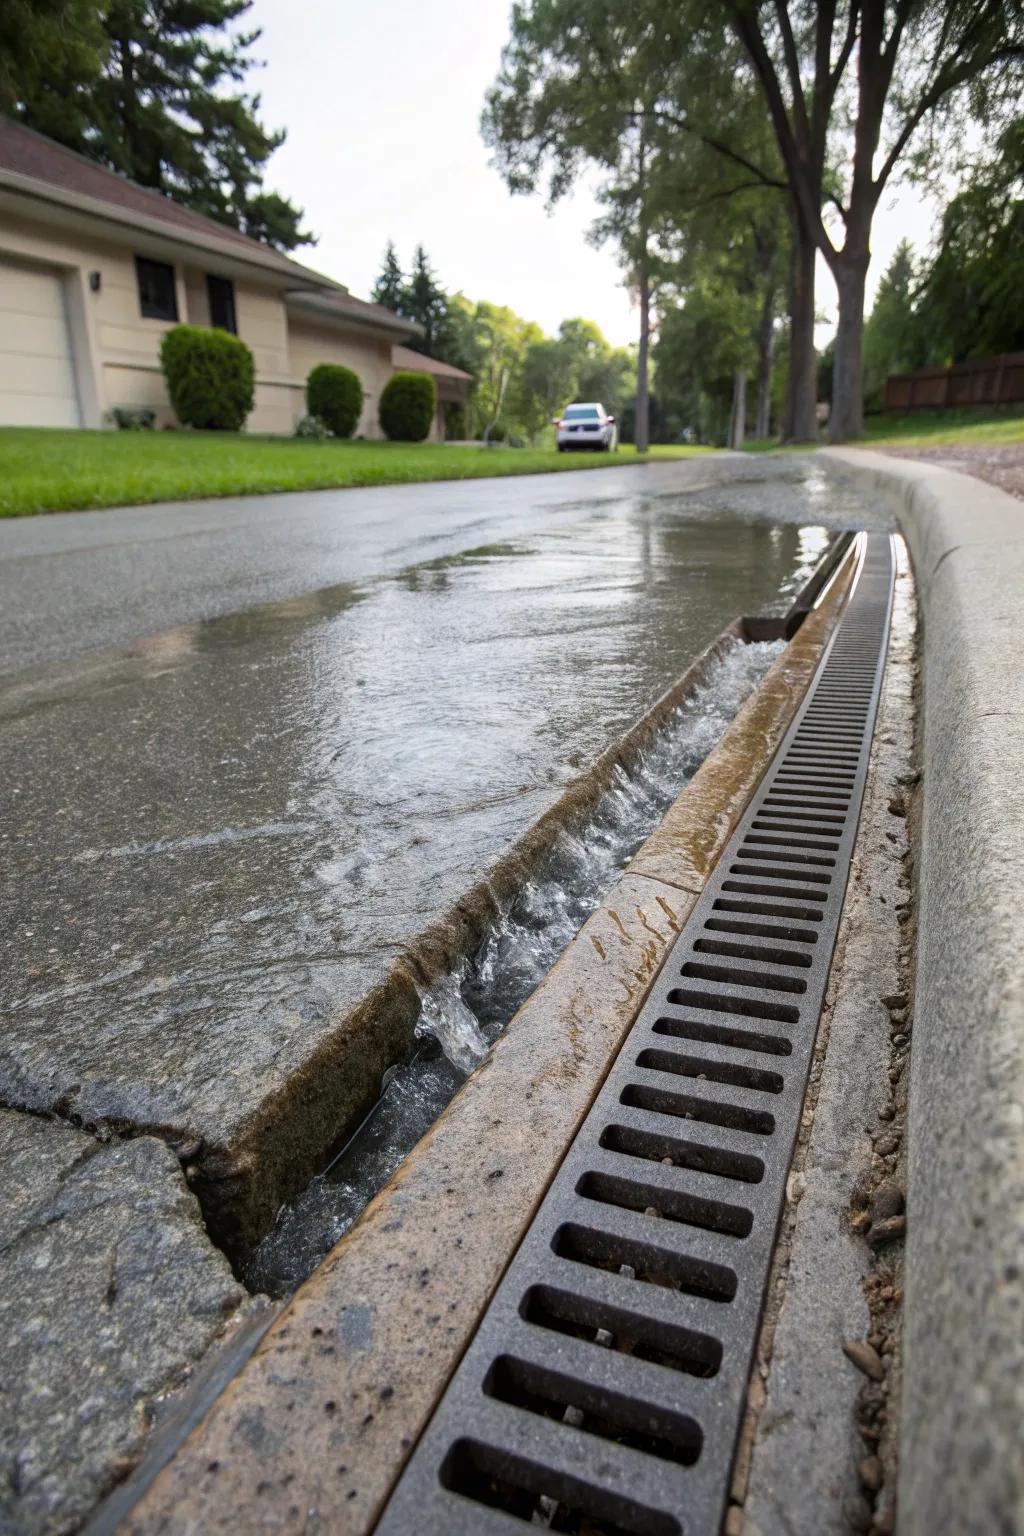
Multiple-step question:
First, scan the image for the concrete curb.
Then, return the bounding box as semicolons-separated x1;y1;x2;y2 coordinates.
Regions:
822;448;1024;1535
118;559;856;1536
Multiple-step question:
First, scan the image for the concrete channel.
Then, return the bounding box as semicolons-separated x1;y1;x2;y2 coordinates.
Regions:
6;452;1022;1536
93;538;871;1534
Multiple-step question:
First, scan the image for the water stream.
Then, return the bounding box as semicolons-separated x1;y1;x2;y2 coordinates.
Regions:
245;634;785;1295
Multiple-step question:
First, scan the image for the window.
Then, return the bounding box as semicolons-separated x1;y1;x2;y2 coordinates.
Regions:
206;274;237;334
135;256;178;321
563;405;600;421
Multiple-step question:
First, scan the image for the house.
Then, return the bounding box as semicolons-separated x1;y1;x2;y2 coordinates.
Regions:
0;118;471;438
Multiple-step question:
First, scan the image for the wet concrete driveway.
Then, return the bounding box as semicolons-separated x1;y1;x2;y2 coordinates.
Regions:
0;457;882;1251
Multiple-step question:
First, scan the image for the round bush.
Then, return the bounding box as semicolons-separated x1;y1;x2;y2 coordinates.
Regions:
160;324;254;431
306;363;363;438
379;370;437;442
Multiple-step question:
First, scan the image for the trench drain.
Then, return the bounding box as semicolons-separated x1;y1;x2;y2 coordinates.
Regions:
375;532;895;1536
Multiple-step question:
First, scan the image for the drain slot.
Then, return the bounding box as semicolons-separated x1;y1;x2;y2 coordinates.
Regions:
376;533;895;1536
483;1355;704;1465
439;1437;682;1535
575;1170;754;1238
598;1123;765;1184
520;1284;723;1378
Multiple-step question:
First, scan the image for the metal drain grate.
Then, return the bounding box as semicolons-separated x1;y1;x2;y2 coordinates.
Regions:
376;533;896;1536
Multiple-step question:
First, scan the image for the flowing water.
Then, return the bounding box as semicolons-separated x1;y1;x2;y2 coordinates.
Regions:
245;635;784;1295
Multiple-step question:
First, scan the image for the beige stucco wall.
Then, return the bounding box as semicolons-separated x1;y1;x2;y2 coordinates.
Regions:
1;207;297;433
0;205;414;437
287;316;394;438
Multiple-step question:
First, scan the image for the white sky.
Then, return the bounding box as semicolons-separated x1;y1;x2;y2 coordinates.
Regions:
249;0;942;350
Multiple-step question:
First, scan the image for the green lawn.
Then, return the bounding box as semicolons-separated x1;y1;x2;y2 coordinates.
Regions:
0;429;710;517
742;405;1024;454
862;405;1024;448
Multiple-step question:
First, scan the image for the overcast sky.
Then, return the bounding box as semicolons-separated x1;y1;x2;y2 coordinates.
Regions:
249;0;939;349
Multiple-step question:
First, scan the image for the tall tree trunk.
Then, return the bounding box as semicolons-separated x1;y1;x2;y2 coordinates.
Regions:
634;105;651;457
756;283;775;440
635;253;650;454
728;370;747;448
828;248;870;441
784;207;817;443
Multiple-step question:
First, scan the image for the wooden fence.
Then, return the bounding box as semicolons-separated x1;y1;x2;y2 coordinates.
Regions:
884;352;1024;411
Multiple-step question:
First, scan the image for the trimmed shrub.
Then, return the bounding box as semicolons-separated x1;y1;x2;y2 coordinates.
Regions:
109;406;155;431
160;324;255;431
306;363;363;438
294;413;333;440
379;370;436;442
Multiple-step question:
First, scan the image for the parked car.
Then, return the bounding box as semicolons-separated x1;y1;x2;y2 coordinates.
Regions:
553;402;618;452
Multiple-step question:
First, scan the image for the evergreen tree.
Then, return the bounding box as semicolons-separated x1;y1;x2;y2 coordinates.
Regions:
401;245;456;361
371;242;405;311
0;1;106;136
14;0;312;251
862;242;926;410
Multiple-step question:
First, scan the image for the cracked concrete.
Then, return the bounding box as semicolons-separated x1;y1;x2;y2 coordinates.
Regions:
0;1111;250;1536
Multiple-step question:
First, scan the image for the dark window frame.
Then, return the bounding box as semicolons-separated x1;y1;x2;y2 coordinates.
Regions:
206;273;237;335
135;256;178;322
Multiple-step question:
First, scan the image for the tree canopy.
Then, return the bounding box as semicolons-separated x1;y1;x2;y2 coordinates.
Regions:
485;0;1024;442
8;0;312;251
722;0;1024;436
913;116;1024;364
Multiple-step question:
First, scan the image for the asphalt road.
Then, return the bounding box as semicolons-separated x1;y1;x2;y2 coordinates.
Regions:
0;454;874;676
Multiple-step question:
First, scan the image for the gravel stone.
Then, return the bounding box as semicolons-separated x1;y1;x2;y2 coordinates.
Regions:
859;1456;884;1493
843;1340;886;1382
867;1215;907;1248
870;1184;905;1222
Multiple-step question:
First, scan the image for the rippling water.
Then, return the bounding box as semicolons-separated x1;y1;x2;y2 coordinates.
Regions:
246;636;784;1295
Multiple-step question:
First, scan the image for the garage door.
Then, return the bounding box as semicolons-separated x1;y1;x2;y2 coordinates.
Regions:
0;258;81;427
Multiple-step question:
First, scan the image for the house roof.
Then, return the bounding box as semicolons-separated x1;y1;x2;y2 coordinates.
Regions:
392;344;473;381
0;118;380;307
289;288;423;340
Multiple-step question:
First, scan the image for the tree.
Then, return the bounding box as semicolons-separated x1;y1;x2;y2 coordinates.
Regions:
655;126;788;440
484;2;801;447
724;1;1024;439
656;275;761;443
14;0;313;251
519;335;580;437
372;241;405;312
484;1;695;454
913;116;1024;363
448;296;545;437
862;240;925;409
398;245;466;366
578;344;636;424
0;1;106;136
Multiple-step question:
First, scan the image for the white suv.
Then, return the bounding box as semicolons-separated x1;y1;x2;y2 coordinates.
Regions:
554;402;618;452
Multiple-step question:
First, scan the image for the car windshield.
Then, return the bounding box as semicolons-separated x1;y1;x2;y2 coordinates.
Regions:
563;406;600;421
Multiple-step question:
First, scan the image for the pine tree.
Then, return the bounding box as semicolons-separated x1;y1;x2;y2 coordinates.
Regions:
402;245;456;361
15;0;313;251
371;242;405;312
0;1;106;136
